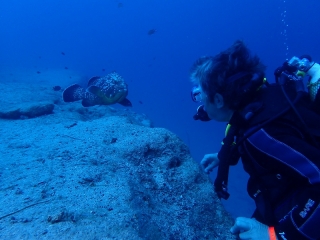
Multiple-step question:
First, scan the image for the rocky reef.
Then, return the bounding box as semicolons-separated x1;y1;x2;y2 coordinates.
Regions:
0;80;236;239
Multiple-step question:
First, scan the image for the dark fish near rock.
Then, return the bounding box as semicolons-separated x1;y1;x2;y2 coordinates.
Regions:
62;72;132;107
53;86;62;91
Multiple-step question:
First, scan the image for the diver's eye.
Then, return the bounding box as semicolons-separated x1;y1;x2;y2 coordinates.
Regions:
191;87;202;102
193;92;202;102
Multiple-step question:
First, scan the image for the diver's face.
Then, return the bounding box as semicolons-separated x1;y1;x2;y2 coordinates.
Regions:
200;89;233;122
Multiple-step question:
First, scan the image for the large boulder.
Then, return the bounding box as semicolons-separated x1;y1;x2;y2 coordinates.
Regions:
0;101;54;119
0;82;60;119
0;114;236;239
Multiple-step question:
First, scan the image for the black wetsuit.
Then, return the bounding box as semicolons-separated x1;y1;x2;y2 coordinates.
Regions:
230;84;320;240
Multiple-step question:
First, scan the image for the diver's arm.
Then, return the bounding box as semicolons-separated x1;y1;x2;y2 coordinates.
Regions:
245;127;320;185
267;133;320;240
245;128;320;239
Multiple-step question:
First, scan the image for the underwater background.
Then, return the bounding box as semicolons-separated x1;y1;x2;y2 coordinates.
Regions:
1;0;320;220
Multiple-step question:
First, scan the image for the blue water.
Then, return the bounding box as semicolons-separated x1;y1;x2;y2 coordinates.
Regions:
1;0;320;218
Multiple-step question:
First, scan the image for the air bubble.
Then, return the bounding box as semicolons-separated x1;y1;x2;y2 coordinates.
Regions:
281;0;289;59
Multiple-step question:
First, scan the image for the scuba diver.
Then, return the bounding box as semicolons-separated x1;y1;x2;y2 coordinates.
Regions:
190;40;320;240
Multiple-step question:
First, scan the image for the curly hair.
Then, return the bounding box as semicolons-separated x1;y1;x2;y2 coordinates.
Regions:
190;40;266;110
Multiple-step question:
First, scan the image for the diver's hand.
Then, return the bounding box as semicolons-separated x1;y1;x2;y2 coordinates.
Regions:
200;153;220;174
230;217;275;240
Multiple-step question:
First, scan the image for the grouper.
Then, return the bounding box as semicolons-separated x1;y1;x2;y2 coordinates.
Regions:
62;72;132;107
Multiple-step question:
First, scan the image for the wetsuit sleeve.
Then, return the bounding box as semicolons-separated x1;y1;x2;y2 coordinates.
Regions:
245;128;320;240
246;128;320;185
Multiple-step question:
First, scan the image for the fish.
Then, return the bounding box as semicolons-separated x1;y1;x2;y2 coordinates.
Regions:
53;86;62;91
148;29;157;35
62;72;132;107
